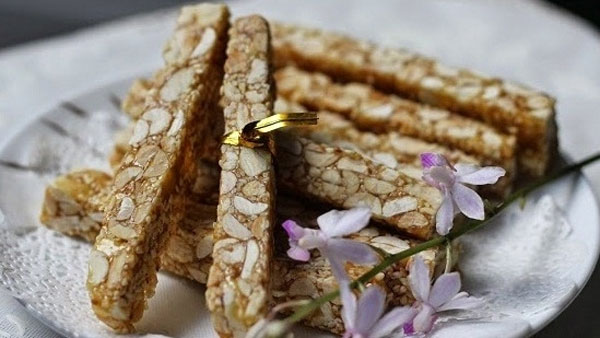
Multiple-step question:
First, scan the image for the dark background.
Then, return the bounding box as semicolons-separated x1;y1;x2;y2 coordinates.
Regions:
0;0;599;49
1;0;599;337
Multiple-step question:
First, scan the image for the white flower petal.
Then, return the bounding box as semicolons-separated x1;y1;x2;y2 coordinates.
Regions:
287;246;311;262
339;281;357;330
454;163;479;176
428;272;461;308
457;165;506;185
370;306;417;338
437;292;484;311
425;166;456;189
355;286;386;333
315;209;343;236
408;256;431;302
297;230;325;249
412;304;436;333
327;239;378;265
436;193;455;235
317;207;371;237
452;183;485;220
422;171;439;189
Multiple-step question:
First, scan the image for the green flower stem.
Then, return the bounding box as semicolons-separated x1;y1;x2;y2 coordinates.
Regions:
284;152;600;325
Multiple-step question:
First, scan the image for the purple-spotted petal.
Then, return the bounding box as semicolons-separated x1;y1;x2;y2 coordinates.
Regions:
286;246;311;262
282;220;305;241
317;207;372;237
452;183;485;220
428;272;461;308
370;306;417;338
354;286;386;333
456;165;506;186
412;304;437;333
408;256;431;302
327;239;378;265
340;281;357;330
403;321;415;336
437;292;484;311
436;193;455;235
421;152;449;169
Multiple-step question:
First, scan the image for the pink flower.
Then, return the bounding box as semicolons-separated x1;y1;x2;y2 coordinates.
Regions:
340;282;416;338
282;207;378;281
405;256;483;334
420;152;505;235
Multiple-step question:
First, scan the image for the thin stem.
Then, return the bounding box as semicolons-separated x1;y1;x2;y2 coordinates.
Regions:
284;152;600;325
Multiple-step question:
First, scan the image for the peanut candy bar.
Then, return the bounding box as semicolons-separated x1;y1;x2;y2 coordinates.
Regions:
276;133;442;239
271;23;556;176
39;171;442;335
86;4;229;332
275;98;511;197
275;67;516;177
40;170;111;242
275;98;480;170
205;16;276;338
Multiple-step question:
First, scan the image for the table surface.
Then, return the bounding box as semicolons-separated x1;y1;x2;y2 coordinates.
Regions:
0;1;599;337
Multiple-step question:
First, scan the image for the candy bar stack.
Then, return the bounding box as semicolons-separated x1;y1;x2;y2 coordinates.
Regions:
271;22;557;178
38;3;557;336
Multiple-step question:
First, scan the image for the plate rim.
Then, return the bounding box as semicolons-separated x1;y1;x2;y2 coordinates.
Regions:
527;172;600;336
